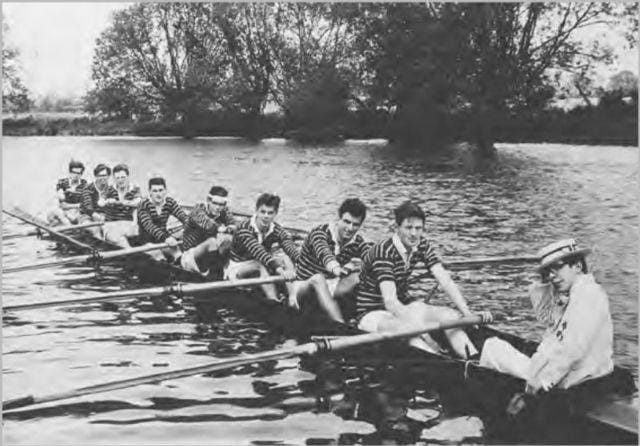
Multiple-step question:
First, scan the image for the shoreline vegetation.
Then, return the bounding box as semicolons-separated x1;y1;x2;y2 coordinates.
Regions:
3;102;637;147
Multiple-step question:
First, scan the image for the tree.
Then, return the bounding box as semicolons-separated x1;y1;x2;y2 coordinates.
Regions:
354;3;631;156
2;18;33;113
607;70;638;96
87;3;232;134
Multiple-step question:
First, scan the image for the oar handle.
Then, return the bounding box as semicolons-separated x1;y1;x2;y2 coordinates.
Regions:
317;315;484;353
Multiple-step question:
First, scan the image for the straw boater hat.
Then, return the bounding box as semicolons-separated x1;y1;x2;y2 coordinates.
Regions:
536;238;592;271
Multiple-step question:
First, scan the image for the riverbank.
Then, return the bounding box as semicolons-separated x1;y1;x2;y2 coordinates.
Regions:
3;105;637;147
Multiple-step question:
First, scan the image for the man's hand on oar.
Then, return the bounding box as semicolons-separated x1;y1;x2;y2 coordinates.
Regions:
3;275;294;312
2;315;489;412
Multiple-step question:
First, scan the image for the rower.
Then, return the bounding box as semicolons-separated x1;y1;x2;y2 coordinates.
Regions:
137;177;188;261
102;164;142;248
289;198;372;323
178;186;237;277
479;239;614;395
226;193;298;302
47;159;87;226
79;163;116;239
354;201;492;357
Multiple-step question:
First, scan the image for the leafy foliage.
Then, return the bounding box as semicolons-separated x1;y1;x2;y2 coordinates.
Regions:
2;18;33;113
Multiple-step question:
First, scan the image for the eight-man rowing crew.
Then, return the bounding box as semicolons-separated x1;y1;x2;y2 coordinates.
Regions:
45;159;615;396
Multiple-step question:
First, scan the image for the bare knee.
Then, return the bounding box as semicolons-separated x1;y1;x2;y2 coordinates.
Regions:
308;273;325;287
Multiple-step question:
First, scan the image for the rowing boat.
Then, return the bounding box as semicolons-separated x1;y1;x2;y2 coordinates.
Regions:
6;210;638;443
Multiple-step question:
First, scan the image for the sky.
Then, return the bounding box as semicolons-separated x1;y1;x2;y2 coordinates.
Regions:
2;2;638;101
3;2;129;100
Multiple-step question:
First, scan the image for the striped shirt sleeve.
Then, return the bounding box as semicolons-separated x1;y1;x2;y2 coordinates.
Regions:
371;244;395;284
277;225;300;264
190;204;219;234
235;226;278;271
167;197;188;224
137;201;169;242
308;227;336;268
420;239;441;270
80;184;95;215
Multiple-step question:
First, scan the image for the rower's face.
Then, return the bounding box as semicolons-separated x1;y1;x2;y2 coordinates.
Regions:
256;205;277;229
69;168;83;183
545;261;580;293
397;217;424;249
114;171;129;189
206;194;227;216
94;169;110;188
337;212;363;241
149;185;166;204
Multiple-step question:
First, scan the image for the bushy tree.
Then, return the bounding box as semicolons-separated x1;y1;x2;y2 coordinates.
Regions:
2;18;33;113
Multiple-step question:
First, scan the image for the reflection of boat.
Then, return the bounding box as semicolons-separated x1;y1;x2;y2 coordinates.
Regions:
8;208;638;443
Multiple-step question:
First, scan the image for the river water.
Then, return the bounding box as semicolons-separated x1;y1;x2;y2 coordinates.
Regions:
2;137;637;444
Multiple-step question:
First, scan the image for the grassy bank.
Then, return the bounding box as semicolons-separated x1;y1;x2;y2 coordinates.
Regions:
3;106;637;147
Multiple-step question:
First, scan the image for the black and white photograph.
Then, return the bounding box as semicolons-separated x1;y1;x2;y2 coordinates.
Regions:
2;2;638;444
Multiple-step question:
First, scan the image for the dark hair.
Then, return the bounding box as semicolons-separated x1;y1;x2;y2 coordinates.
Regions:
113;163;129;176
564;255;589;273
394;201;425;226
148;177;166;189
93;163;111;176
68;160;85;173
256;193;281;212
339;198;367;221
209;186;229;197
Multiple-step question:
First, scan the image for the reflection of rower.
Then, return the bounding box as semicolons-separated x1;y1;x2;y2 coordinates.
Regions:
47;160;87;226
136;177;188;261
480;239;614;399
177;186;237;277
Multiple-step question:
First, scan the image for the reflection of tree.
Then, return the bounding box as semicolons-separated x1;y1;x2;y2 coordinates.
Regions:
2;18;33;113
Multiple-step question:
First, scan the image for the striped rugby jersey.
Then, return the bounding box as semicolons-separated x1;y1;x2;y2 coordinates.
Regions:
356;235;440;319
229;217;299;273
296;223;372;280
104;185;142;222
181;202;236;250
80;183;117;216
56;178;87;204
137;197;188;243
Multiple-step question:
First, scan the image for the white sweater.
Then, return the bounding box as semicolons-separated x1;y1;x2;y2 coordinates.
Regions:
527;274;614;389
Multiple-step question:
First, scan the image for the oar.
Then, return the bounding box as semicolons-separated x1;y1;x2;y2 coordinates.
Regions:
2;315;484;411
182;204;308;237
3;243;170;274
230;209;309;237
443;255;538;267
2;207;94;251
3;221;105;240
407;255;539;284
3;275;290;311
